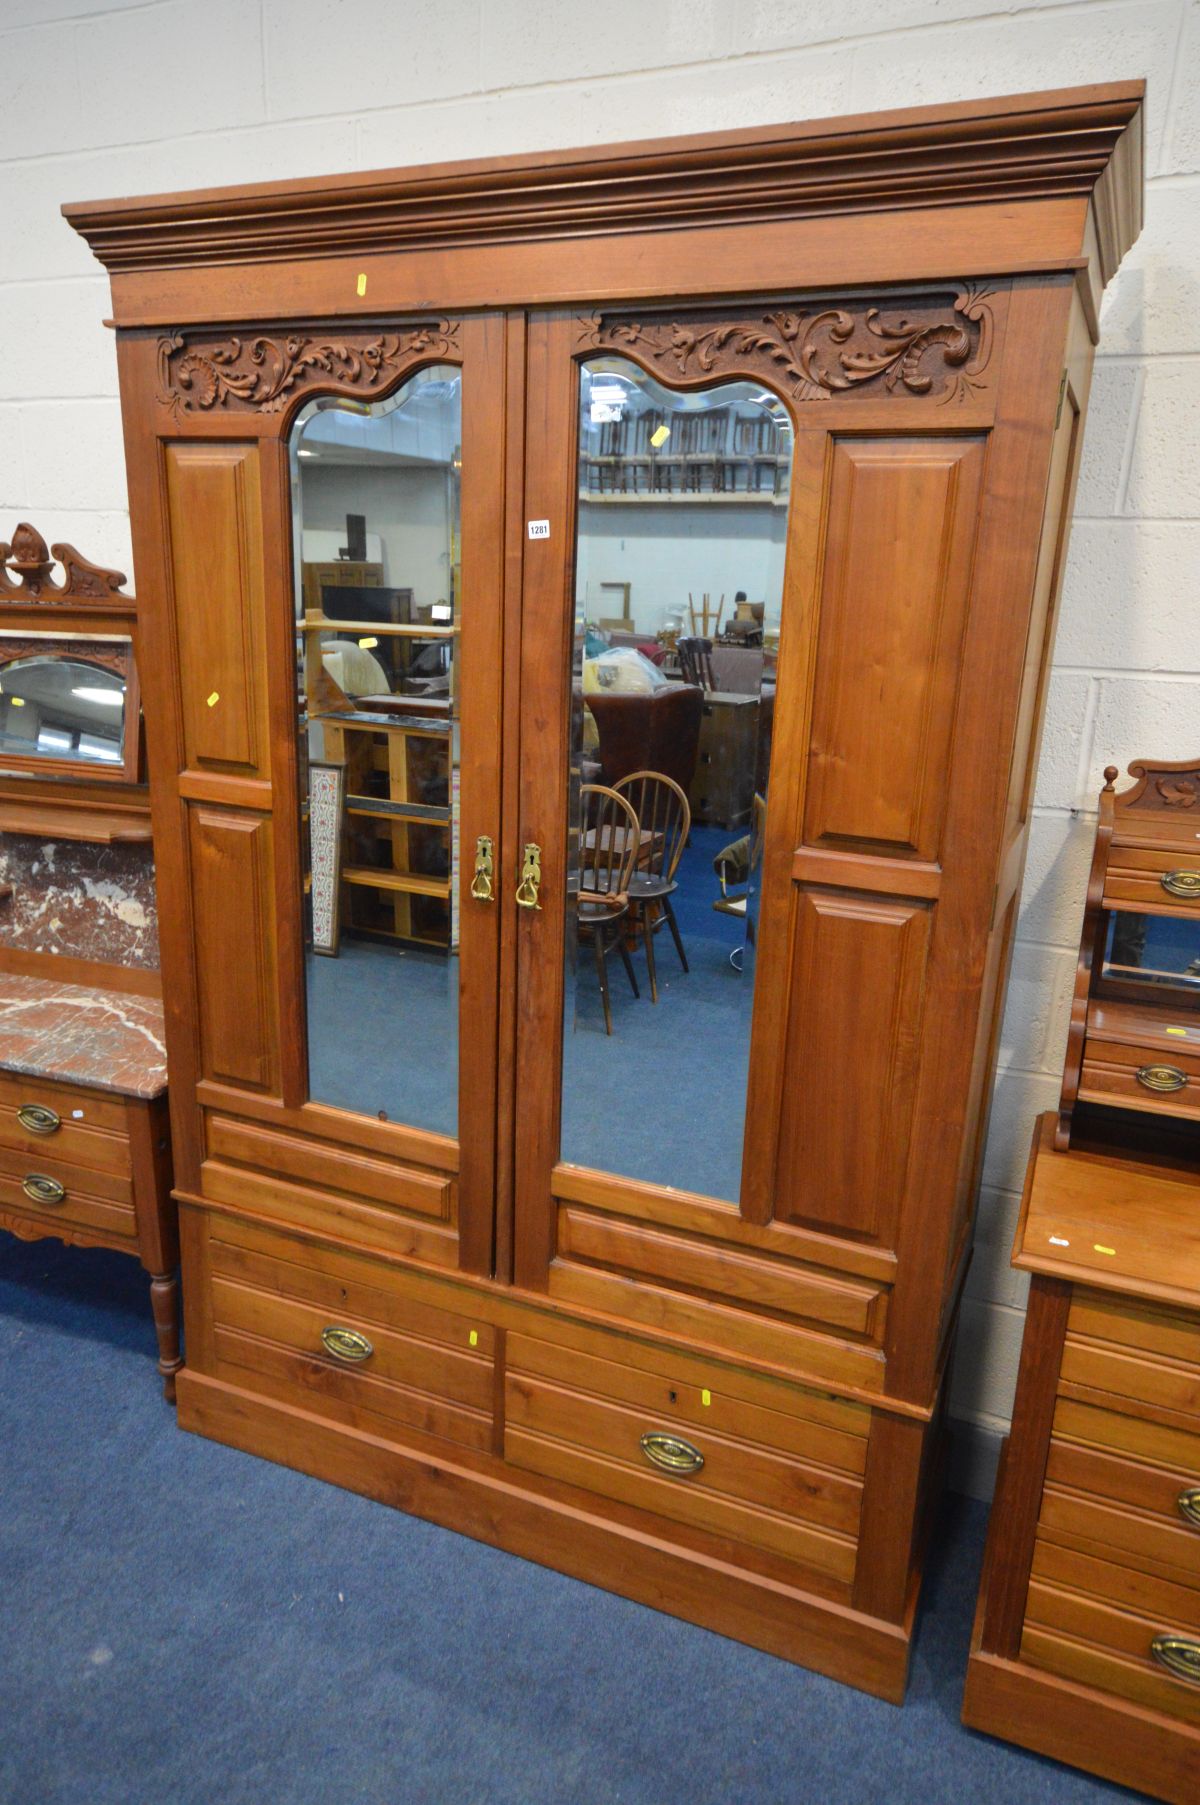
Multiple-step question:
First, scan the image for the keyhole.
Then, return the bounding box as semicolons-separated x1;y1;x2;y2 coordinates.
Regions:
668;1389;677;1404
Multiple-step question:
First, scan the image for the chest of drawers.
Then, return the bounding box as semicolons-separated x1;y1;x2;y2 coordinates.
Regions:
964;1114;1200;1802
0;973;177;1398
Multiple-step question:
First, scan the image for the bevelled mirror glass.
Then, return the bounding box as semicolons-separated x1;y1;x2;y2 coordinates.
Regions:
0;641;130;771
290;366;462;1134
1102;910;1200;998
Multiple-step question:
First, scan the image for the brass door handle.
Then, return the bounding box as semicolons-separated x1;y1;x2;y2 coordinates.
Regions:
320;1325;373;1364
469;835;494;902
17;1103;61;1135
640;1431;705;1477
1136;1064;1187;1094
515;843;542;909
1178;1486;1200;1529
1161;868;1200;900
22;1173;66;1206
1150;1634;1200;1685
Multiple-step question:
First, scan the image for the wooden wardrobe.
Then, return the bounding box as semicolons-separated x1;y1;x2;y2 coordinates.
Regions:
66;81;1144;1701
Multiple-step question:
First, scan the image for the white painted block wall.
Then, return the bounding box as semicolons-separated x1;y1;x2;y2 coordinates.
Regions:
0;0;1196;1478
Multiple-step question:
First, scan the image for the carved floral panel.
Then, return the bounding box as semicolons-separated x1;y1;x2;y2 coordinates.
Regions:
577;286;995;406
157;323;461;416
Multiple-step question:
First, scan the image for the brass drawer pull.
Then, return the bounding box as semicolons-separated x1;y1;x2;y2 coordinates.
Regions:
1161;868;1200;900
320;1325;373;1365
1150;1634;1200;1685
17;1103;61;1135
515;842;542;910
1136;1064;1187;1094
1179;1486;1200;1529
640;1431;705;1477
22;1173;66;1206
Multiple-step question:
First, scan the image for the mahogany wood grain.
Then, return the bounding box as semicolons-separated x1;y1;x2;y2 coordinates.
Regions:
0;945;162;998
188;807;279;1093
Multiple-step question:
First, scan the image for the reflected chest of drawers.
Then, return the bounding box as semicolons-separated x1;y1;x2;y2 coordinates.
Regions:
0;973;178;1398
964;1114;1200;1802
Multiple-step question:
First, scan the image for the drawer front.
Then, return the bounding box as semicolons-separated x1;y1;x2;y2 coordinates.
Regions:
1024;1582;1200;1728
0;1160;137;1244
1038;1482;1200;1588
1079;1046;1200;1121
504;1326;863;1584
208;1223;494;1454
1032;1539;1200;1637
1062;1292;1200;1427
0;1073;130;1176
1054;1396;1200;1475
1043;1438;1200;1578
1104;846;1200;917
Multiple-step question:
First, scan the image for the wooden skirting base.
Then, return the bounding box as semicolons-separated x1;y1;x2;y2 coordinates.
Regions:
177;1367;914;1703
964;1641;1200;1803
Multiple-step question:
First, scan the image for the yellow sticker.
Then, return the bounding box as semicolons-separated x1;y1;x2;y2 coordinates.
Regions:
650;424;670;448
1166;1026;1188;1038
701;1388;711;1407
206;690;220;708
10;695;24;707
358;635;379;650
356;272;367;297
469;1329;478;1347
1093;1244;1116;1257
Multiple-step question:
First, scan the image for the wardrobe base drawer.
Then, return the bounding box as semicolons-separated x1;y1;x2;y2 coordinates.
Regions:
504;1322;863;1586
205;1214;495;1456
1022;1608;1200;1729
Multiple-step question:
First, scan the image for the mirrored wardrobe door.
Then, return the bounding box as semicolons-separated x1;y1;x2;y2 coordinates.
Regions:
512;313;810;1286
287;319;506;1275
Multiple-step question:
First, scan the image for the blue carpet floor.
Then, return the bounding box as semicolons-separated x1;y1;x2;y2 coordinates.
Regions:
0;1236;1145;1805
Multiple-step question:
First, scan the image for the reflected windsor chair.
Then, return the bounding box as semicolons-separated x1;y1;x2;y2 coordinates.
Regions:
612;770;691;1003
576;782;642;1036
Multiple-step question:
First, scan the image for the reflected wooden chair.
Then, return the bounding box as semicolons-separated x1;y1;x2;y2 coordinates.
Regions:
577;782;641;1036
612;770;691;1003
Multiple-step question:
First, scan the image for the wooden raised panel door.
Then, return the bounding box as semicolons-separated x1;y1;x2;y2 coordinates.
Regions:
164;443;269;777
189;806;279;1093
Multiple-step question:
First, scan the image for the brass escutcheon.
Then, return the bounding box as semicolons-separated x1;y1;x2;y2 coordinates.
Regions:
515;843;542;910
1136;1064;1187;1094
639;1431;705;1477
17;1103;60;1135
1161;868;1200;900
22;1173;65;1206
320;1324;373;1364
469;835;495;902
1150;1634;1200;1685
1178;1486;1200;1530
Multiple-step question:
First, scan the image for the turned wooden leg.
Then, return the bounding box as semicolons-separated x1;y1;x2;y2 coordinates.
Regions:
150;1269;182;1404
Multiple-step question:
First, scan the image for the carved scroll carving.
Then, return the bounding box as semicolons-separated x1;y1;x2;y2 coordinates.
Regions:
577;286;994;405
0;635;130;677
0;523;129;606
157;322;462;416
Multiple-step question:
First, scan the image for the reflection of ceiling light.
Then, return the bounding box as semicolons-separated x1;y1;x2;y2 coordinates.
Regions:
589;382;629;404
297;448;318;458
71;687;123;705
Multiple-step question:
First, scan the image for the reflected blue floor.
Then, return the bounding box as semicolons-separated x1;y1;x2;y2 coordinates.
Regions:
304;828;757;1195
562;826;756;1200
306;940;458;1137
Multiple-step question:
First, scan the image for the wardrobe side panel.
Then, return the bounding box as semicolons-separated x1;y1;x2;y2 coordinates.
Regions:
188;806;280;1094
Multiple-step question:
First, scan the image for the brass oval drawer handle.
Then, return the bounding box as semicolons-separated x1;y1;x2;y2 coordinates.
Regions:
22;1173;66;1206
640;1431;705;1477
1150;1634;1200;1685
1178;1486;1200;1529
17;1103;61;1135
1161;868;1200;900
1136;1063;1188;1094
320;1324;373;1365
